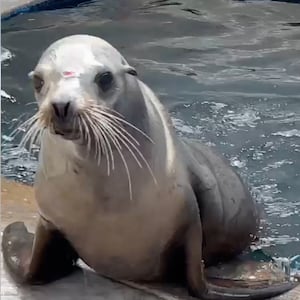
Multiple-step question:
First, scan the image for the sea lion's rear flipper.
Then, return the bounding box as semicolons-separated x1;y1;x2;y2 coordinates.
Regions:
184;219;298;300
205;254;289;288
1;218;79;285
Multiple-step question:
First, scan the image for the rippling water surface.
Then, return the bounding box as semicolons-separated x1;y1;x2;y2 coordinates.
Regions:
1;0;300;257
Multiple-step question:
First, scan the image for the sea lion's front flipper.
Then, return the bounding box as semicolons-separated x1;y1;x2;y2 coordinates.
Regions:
1;218;79;285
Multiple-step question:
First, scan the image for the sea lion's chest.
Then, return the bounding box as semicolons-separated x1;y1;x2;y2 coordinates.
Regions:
35;169;187;280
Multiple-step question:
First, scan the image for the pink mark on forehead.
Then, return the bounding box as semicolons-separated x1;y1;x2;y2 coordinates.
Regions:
62;71;78;78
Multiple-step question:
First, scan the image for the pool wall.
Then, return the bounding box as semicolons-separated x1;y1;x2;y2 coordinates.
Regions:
1;0;90;20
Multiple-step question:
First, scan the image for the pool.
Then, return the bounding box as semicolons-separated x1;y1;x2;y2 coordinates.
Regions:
1;0;300;262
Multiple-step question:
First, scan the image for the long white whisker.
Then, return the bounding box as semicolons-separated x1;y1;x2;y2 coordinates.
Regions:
81;116;92;155
83;113;103;166
104;113;153;144
104;126;133;201
81;113;100;164
9;114;39;140
19;121;39;150
85;110;113;175
90;107;154;144
89;111;157;182
85;108;133;199
7;112;31;133
97;121;115;173
106;121;157;185
89;104;124;118
106;122;142;168
77;115;86;149
28;125;41;157
84;112;110;173
82;103;161;200
91;111;140;147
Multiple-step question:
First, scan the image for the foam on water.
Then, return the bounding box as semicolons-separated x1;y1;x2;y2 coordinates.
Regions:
1;90;16;103
223;110;260;128
229;157;247;169
1;47;16;103
1;47;13;62
272;129;300;138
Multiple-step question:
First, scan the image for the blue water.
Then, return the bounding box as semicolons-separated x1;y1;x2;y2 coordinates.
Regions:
1;0;300;259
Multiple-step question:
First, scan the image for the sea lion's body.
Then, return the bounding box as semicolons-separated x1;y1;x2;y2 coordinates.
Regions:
2;35;297;299
36;89;257;281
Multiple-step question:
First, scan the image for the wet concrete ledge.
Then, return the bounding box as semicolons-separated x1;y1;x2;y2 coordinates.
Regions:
1;0;90;20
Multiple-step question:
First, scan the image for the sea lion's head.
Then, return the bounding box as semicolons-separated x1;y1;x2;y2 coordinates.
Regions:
17;35;156;198
28;34;139;142
19;34;154;175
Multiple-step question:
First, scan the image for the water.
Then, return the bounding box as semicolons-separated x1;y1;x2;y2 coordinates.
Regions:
1;0;300;258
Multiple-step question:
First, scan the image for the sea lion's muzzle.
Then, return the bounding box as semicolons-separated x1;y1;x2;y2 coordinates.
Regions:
49;99;79;139
52;101;72;122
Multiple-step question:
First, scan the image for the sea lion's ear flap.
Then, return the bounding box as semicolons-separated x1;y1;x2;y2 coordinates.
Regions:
28;71;34;79
123;66;138;76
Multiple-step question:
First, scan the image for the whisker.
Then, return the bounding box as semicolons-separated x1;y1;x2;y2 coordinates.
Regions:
81;114;100;164
89;104;124;118
81;116;92;155
89;108;157;187
85;111;113;175
83;112;110;173
18;128;36;152
84;108;133;199
97;121;115;173
18;121;38;148
28;125;41;157
18;122;40;158
103;112;153;144
77;115;86;150
90;111;140;147
104;121;142;168
105;120;157;185
102;124;133;201
9;113;39;140
82;113;102;166
96;119;125;172
7;112;30;132
25;101;39;107
89;106;154;144
79;103;160;200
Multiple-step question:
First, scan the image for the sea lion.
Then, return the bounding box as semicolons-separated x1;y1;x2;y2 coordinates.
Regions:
2;34;297;299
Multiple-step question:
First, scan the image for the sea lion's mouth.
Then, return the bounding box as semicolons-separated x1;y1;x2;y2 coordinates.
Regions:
51;124;80;140
54;128;72;136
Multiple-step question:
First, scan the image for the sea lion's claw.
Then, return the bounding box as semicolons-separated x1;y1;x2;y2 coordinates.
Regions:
1;221;34;284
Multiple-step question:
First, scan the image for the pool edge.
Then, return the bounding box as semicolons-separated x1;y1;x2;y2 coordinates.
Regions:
1;0;90;20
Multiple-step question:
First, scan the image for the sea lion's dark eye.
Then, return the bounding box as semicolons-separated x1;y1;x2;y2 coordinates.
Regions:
33;75;44;93
95;71;114;93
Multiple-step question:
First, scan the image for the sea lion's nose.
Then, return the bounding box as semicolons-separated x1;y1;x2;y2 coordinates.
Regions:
52;101;72;121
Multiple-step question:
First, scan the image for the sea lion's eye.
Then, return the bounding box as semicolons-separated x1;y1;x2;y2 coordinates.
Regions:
33;75;44;93
95;71;114;93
